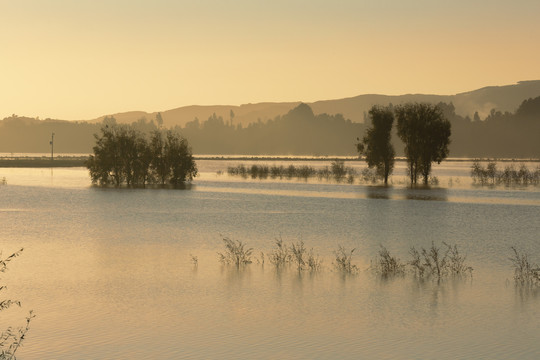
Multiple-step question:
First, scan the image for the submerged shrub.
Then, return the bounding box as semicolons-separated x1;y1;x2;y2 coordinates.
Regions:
445;243;473;276
471;161;539;186
217;237;253;267
87;125;197;187
333;246;358;274
190;254;198;267
510;247;540;286
291;241;307;271
409;242;473;279
226;162;359;184
331;160;346;181
306;249;323;272
372;245;405;277
269;237;292;268
268;238;322;272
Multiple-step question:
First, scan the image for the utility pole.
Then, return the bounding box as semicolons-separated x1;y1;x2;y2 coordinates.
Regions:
50;133;55;161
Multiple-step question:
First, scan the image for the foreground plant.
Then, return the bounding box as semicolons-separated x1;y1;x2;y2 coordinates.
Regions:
217;237;253;267
269;237;291;268
333;246;358;274
1;249;34;360
409;242;473;279
372;245;405;277
510;247;540;286
268;238;322;272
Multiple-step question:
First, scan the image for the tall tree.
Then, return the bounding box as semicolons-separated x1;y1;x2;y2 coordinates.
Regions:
395;103;451;185
357;105;395;184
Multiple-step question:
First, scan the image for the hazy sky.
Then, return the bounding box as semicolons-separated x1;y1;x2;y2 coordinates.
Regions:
2;0;540;120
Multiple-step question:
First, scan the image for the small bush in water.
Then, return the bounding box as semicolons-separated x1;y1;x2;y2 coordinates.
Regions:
217;237;253;267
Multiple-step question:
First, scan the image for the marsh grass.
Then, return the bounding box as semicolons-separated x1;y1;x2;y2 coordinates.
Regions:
269;237;291;268
268;238;322;272
257;251;265;265
372;245;405;277
409;242;473;279
217;237;253;267
291;241;307;271
333;246;358;274
1;248;34;360
227;161;357;183
446;243;473;276
510;247;540;286
471;161;540;186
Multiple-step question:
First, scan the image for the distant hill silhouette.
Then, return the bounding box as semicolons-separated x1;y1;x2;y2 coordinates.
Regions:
88;80;540;127
1;81;539;158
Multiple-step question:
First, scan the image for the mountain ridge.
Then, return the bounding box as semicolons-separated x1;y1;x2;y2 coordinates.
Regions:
21;80;540;128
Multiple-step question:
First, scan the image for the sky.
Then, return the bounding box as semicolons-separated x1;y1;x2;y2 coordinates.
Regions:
2;0;540;120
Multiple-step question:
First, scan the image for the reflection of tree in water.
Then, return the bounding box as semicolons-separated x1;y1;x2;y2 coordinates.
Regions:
403;187;448;202
366;186;391;200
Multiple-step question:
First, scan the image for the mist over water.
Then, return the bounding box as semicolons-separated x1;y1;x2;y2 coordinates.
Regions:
1;160;539;359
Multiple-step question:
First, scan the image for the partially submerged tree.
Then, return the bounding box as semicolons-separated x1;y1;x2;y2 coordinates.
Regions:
357;105;395;184
87;123;197;187
395;103;451;185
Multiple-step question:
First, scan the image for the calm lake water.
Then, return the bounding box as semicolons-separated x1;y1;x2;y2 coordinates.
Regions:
1;160;539;359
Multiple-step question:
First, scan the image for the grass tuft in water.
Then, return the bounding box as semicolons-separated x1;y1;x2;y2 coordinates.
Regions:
372;245;405;277
409;242;473;279
269;237;292;268
217;237;253;267
333;246;358;274
510;247;540;286
269;238;321;272
306;249;323;272
227;161;357;183
291;241;307;271
445;242;473;276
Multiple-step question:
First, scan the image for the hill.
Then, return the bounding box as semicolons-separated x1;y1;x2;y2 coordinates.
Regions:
86;80;540;127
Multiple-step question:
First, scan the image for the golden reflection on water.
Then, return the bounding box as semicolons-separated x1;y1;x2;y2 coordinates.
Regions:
197;183;540;207
1;163;540;358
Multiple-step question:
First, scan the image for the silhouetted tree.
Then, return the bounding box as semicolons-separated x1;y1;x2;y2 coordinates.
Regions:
156;112;164;128
164;130;198;185
87;124;197;187
395;103;451;185
357;105;395;184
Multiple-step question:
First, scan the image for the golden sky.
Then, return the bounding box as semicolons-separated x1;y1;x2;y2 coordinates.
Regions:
2;0;539;120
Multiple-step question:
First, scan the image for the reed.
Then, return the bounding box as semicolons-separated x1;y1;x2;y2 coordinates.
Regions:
510;247;540;286
333;246;358;274
372;245;405;277
409;242;473;279
226;162;358;183
471;161;540;186
269;237;292;268
217;237;253;267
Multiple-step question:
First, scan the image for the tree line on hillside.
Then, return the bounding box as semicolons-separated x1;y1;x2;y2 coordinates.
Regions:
1;96;539;157
180;103;362;155
86;124;197;187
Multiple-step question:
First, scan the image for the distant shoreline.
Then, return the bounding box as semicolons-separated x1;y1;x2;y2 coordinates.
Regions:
0;155;538;168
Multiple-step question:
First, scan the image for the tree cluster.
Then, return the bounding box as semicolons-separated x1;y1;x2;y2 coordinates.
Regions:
86;124;197;187
358;103;451;185
181;103;363;155
1;96;538;158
